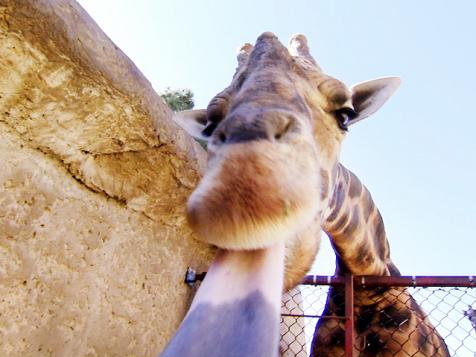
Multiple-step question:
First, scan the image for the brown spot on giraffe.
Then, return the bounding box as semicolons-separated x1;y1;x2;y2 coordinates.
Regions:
342;205;360;236
379;305;412;329
173;32;448;354
327;181;345;223
348;171;363;198
356;303;378;333
354;239;376;268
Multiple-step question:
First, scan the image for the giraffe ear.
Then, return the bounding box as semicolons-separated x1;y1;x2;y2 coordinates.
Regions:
348;77;401;125
172;109;210;141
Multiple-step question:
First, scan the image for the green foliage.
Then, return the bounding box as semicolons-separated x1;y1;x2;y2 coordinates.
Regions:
160;88;194;111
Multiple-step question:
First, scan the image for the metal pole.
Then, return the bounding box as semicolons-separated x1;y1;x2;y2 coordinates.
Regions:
345;273;354;357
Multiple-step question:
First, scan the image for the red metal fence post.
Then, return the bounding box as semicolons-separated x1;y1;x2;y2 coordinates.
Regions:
345;273;354;357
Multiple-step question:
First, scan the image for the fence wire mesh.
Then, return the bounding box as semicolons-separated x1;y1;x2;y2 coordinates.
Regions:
280;282;476;357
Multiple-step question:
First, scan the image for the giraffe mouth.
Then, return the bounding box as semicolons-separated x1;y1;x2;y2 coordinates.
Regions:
186;140;321;250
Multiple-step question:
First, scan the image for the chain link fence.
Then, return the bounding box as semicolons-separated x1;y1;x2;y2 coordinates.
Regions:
280;276;476;357
184;270;475;356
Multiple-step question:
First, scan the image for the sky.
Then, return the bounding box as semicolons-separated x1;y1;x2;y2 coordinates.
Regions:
77;0;475;277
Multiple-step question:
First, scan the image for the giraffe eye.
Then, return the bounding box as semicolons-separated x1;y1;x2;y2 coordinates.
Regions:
335;108;357;131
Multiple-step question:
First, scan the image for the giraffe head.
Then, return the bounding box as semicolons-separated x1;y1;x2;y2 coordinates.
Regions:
174;32;400;288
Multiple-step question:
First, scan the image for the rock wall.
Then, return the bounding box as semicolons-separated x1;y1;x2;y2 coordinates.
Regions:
0;0;214;355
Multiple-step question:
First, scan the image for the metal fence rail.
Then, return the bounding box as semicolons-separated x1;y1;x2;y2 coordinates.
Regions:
281;275;476;357
184;270;476;356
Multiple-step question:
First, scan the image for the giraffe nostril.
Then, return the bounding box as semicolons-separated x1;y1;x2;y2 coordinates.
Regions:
218;132;227;143
274;119;293;141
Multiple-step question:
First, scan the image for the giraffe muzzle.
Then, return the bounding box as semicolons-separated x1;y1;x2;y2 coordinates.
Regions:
186;139;321;250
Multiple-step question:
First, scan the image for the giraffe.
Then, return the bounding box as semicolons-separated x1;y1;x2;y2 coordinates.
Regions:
172;32;448;355
310;164;450;356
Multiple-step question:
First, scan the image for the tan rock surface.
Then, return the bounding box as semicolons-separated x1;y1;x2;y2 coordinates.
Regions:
0;0;214;355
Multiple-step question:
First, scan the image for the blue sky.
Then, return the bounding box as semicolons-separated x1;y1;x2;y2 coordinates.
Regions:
78;1;475;276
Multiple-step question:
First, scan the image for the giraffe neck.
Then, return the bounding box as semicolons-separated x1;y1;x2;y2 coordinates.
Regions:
312;165;450;357
322;163;400;276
